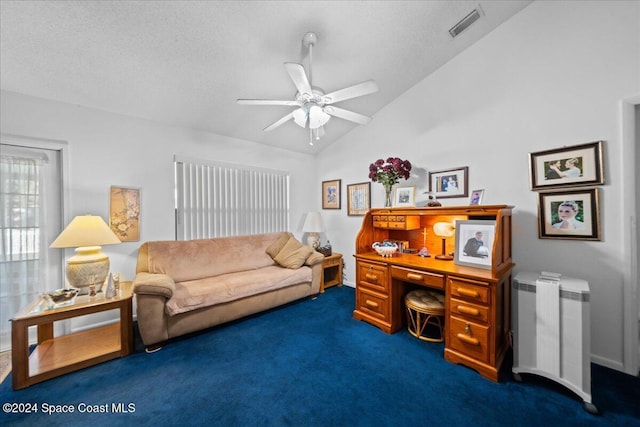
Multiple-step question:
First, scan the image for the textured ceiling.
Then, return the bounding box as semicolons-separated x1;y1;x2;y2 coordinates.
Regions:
0;1;532;154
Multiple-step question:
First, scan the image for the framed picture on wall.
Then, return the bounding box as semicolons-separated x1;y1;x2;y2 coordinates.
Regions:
347;182;370;216
529;141;604;190
322;179;341;209
537;188;601;240
109;186;141;242
429;166;469;199
393;186;416;207
454;220;495;270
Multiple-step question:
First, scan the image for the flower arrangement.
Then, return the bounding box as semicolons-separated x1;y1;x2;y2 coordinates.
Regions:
368;157;412;206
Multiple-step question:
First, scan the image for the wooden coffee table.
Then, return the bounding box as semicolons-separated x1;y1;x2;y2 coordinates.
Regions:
11;281;134;390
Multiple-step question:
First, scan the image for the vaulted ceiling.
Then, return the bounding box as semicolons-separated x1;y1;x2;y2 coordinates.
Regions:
0;1;532;154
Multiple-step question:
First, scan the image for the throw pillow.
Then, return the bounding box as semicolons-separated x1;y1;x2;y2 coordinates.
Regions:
273;236;314;269
266;233;291;259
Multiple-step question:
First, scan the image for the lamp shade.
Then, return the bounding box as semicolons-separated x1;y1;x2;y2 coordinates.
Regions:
50;215;121;248
433;222;455;238
302;212;326;233
50;215;120;293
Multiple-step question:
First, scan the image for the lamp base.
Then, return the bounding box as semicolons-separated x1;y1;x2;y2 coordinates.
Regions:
66;246;110;295
306;233;320;249
435;254;454;261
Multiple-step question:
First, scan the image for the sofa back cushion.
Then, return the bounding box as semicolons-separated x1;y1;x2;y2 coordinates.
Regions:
141;232;289;283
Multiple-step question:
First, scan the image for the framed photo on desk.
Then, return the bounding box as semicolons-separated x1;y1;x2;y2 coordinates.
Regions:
454;220;495;270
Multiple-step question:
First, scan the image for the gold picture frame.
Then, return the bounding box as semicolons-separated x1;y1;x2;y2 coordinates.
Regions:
109;186;141;242
347;182;370;216
322;179;341;210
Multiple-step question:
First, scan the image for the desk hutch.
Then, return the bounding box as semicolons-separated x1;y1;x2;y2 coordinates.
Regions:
353;205;514;382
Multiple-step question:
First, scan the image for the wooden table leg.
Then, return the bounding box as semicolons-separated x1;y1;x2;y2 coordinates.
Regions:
11;319;29;390
119;299;133;356
38;322;53;344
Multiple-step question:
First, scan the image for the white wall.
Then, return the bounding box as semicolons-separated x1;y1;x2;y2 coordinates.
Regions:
316;0;639;371
0;91;317;282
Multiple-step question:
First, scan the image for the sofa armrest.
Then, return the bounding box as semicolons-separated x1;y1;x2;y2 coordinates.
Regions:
133;272;176;299
305;251;324;266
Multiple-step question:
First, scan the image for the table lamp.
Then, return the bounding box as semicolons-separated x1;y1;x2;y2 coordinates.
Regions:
302;212;325;249
50;214;121;294
433;222;455;260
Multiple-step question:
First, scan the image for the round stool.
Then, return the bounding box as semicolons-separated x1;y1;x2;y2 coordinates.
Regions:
404;289;445;342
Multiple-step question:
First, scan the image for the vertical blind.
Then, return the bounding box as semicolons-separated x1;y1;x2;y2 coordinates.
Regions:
174;156;290;240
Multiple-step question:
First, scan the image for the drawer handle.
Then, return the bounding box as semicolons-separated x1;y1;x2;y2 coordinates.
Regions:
456;333;480;346
406;273;423;281
365;273;378;281
365;300;379;309
457;287;480;298
457;305;480;316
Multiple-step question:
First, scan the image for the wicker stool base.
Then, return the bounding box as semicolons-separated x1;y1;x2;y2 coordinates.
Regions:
405;289;445;343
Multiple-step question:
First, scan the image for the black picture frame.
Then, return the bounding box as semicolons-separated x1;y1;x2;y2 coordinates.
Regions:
538;188;601;240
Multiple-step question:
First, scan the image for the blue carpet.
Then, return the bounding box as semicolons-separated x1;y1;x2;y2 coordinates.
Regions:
1;286;639;426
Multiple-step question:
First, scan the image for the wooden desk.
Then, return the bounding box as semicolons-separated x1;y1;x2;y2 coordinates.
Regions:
320;253;343;292
11;282;134;390
353;206;514;382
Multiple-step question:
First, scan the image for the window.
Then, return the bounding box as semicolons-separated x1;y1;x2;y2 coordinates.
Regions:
174;156;289;240
0;140;64;351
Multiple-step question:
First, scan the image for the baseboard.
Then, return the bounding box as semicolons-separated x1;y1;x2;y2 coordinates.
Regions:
591;354;625;373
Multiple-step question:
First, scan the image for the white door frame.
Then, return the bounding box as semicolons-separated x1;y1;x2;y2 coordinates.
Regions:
620;95;639;376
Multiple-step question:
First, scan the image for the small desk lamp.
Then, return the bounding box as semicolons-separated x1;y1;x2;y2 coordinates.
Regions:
433;222;455;260
50;214;121;294
302;212;325;249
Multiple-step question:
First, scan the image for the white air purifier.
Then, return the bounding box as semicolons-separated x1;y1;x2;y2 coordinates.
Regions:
512;271;597;414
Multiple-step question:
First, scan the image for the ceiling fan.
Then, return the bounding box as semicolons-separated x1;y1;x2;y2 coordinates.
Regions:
237;32;379;144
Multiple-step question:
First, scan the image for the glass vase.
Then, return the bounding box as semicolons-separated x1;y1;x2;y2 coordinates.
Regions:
384;185;393;207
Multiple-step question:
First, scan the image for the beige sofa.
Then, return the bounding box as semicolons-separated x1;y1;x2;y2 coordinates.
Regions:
133;232;324;351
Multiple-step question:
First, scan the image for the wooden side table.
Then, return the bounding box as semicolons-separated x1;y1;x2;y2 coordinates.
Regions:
11;281;134;390
320;253;343;293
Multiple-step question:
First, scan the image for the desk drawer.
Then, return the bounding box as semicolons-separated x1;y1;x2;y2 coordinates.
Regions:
391;266;445;290
448;315;490;364
356;287;389;322
449;298;488;323
358;262;389;292
448;277;490;305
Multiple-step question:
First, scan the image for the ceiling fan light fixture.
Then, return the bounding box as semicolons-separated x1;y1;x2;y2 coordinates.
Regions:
292;107;308;128
309;105;330;129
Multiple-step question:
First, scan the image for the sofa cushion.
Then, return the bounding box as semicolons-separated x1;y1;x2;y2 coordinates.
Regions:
272;235;314;269
265;232;291;259
145;232;287;282
165;265;312;315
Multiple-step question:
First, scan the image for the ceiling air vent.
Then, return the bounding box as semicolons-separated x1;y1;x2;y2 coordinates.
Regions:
449;8;482;38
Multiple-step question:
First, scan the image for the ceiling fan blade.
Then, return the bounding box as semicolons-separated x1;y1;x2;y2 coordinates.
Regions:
324;106;372;125
284;62;312;97
264;112;295;131
322;80;379;104
237;99;300;106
